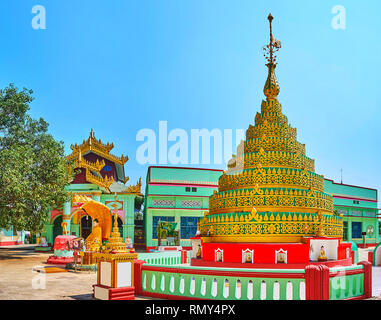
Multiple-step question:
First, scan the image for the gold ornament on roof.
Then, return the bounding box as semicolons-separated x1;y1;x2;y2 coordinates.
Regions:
68;129;129;166
263;13;281;101
66;129;131;191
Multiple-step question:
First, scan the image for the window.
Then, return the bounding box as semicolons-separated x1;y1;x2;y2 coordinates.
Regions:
192;187;197;192
337;209;348;216
180;217;199;239
353;200;360;205
181;200;202;208
364;211;376;217
152;199;175;207
185;187;191;192
351;210;362;216
152;216;175;239
343;221;348;241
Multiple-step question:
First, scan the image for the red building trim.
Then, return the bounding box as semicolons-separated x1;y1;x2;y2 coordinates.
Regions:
325;178;378;193
325;178;378;202
149;182;219;188
147;194;211;198
332;195;377;203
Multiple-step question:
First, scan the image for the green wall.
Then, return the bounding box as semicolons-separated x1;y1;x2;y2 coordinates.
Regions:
144;167;222;247
324;179;379;244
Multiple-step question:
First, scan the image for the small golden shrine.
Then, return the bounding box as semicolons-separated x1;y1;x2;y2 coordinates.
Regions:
102;193;134;254
92;194;138;300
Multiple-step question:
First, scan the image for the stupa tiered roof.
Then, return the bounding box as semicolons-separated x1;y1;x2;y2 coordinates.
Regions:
200;14;343;243
67;129;142;194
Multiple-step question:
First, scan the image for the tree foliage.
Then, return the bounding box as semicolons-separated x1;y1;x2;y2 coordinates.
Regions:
0;84;70;233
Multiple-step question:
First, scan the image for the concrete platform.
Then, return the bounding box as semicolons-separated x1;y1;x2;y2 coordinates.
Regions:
0;248;158;300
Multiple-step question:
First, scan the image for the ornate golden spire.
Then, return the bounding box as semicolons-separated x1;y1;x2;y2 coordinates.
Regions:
263;13;281;101
102;193;128;253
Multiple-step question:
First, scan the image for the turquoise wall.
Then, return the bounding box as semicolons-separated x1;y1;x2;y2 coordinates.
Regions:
324;179;379;244
144;166;222;247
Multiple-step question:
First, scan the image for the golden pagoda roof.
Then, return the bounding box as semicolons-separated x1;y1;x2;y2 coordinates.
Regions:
67;129;129;166
199;14;343;244
67;130;142;194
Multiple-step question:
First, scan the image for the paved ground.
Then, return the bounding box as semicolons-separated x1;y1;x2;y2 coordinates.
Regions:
0;245;380;300
0;246;153;300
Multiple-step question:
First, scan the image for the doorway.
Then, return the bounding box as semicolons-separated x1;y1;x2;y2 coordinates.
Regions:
52;216;63;243
81;215;93;239
352;222;362;239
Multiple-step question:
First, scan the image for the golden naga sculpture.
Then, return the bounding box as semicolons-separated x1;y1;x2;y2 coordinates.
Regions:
73;195;112;251
199;14;343;243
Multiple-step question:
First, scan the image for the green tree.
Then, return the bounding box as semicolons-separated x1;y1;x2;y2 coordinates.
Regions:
0;84;70;233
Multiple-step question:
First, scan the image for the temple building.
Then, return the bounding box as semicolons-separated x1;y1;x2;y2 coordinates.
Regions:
143;166;223;250
41;129;143;246
324;179;379;246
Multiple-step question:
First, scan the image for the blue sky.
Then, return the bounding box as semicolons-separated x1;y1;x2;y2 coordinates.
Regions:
1;0;381;194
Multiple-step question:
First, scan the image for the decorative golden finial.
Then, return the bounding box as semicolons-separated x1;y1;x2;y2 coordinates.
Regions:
112;193;119;231
263;13;281;100
102;192;129;253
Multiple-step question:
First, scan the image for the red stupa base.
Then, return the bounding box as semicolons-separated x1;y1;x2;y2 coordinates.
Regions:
46;235;80;265
194;237;352;268
46;256;80;265
93;285;135;300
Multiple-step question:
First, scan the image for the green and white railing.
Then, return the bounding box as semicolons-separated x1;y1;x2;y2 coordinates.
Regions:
137;251;184;266
133;260;372;300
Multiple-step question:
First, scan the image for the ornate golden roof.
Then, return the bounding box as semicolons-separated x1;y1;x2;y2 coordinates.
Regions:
67;130;142;194
199;14;343;243
120;177;142;195
67;129;129;166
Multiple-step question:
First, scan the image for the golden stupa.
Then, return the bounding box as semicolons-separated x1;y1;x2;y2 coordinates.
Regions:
200;14;343;243
102;193;130;253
